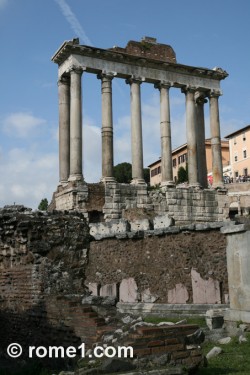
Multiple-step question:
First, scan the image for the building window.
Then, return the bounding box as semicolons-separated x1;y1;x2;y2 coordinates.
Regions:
178;153;187;165
243;150;247;158
234;155;238;162
243;133;246;141
173;158;176;168
234;137;237;145
151;166;161;177
235;171;239;178
244;168;248;176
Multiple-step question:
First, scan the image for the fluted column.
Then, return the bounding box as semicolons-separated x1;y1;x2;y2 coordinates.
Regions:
126;77;145;184
98;72;116;183
69;67;83;181
209;90;224;188
195;91;208;188
58;75;70;184
183;86;200;187
155;82;174;187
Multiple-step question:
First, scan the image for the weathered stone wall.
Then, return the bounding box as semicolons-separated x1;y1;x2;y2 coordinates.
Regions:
86;228;228;305
164;188;229;223
0;206;98;361
110;38;177;63
103;182;152;220
0;206;226;372
0;205;90;303
223;226;250;323
53;180;230;224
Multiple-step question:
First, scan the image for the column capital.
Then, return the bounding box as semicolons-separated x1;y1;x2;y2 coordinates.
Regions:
209;89;222;98
67;65;85;75
97;71;117;80
195;91;208;104
181;85;197;94
125;75;145;85
58;75;70;87
154;80;173;90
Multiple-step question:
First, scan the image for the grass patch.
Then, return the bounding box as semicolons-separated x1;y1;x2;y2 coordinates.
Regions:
144;316;250;374
144;315;207;327
198;334;250;375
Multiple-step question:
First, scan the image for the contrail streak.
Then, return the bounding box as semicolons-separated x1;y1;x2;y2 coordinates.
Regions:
54;0;93;45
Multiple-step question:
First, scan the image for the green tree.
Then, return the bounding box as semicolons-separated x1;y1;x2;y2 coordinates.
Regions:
177;165;188;183
113;162;132;183
113;162;150;184
143;168;150;184
38;198;48;211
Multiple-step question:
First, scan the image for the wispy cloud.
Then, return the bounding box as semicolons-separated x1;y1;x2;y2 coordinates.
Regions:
54;0;92;45
2;112;46;138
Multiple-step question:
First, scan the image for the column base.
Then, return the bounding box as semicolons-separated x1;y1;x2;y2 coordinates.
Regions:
68;174;84;182
130;178;147;185
161;180;175;188
212;182;225;189
100;176;116;184
189;182;202;189
59;180;70;187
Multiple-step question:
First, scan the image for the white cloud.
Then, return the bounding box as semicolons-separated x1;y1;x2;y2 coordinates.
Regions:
54;0;92;45
2;112;46;138
0;147;58;209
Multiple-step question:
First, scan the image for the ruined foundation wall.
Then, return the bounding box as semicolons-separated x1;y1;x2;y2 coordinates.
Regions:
0;206;226;370
0;206;101;358
53;181;229;224
86;229;228;305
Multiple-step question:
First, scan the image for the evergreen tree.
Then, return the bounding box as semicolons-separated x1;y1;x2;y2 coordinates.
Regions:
38;198;48;211
113;162;150;184
177;166;188;183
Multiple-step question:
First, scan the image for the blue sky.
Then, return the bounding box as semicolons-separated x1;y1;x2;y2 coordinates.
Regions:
0;0;250;208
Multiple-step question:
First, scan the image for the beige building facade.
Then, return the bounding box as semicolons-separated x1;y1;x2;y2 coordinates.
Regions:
225;125;250;181
149;139;230;186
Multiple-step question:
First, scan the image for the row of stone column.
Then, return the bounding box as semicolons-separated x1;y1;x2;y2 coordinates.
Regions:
58;67;224;188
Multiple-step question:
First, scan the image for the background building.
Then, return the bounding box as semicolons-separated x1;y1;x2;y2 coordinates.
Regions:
148;139;230;186
225;125;250;181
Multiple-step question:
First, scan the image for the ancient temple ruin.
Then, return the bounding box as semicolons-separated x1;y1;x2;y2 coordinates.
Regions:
51;37;229;221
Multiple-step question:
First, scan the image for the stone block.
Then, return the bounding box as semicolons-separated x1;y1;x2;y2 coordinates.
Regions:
86;282;99;296
110;219;130;233
220;224;245;234
206;309;225;330
141;288;158;303
100;283;118;298
119;277;139;303
153;214;173;229
89;219;130;239
167;199;177;205
195;223;210;231
130;218;151;231
191;269;221;304
168;283;189;304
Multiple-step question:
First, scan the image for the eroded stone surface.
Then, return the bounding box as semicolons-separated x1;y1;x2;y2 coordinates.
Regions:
191;269;221;304
168;283;189;304
119;278;138;303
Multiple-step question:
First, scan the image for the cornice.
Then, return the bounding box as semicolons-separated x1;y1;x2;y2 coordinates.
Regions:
51;40;228;81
